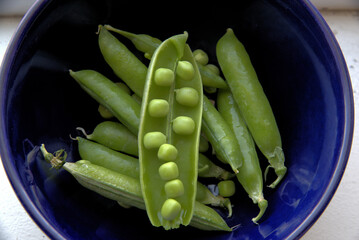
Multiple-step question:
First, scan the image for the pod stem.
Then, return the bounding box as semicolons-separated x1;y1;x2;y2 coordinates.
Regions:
251;198;268;224
264;146;287;188
76;127;89;138
222;198;233;218
40;144;67;169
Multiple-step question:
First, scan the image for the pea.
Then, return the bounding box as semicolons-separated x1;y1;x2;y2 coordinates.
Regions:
148;99;169;117
199;135;209;153
176;61;195;81
157;144;178;161
98;104;114;119
161;199;182;221
154;68;175;87
205;64;220;75
172;116;195;135
175;87;199;107
164;179;185;198
158;162;179;180
143;132;166;149
218;180;236;197
193;49;209;65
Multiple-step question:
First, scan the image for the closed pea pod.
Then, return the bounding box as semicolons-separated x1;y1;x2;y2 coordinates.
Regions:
40;145;231;231
76;137;140;179
77;121;138;156
69;69;141;135
98;82;132;119
216;28;286;188
202;95;242;174
139;32;203;229
98;25;147;97
217;89;267;223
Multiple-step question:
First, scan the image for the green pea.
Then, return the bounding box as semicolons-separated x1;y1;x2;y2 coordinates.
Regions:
193;49;209;65
154;68;175;87
218;180;236;197
161;199;182;221
175;87;199;107
199;135;209;153
98;104;114;119
157;144;178;161
176;61;195;81
158;162;179;181
143;132;166;149
204;87;217;94
205;64;220;76
164;179;185;198
148;99;169;117
172;116;195;135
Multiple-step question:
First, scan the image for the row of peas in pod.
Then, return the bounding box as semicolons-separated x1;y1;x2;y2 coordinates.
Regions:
138;33;204;229
40;25;287;232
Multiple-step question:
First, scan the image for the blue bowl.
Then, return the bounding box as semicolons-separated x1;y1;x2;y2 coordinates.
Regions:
0;0;354;239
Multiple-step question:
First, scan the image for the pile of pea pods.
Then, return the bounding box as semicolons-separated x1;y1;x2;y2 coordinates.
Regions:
41;25;287;232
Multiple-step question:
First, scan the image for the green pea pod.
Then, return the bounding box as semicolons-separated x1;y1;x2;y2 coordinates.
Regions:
198;153;235;180
139;32;203;229
202;95;242;174
217;89;267;223
104;25;162;59
40;145;231;232
76;137;232;214
76;130;234;180
77;121;138;156
216;28;286;188
69;69;141;135
77;137;140;179
98;25;147;97
196;64;228;89
105;25;228;89
196;182;232;218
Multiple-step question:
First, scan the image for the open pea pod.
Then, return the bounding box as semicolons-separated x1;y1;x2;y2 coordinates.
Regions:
139;33;203;229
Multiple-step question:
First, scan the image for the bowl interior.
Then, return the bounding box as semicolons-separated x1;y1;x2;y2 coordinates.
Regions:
0;0;353;239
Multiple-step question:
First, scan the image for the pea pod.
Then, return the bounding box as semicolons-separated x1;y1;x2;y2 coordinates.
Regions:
202;95;242;174
216;28;286;188
40;145;231;231
98;25;147;97
77;121;138;156
197;153;235;180
104;25;227;89
76;137;232;213
139;33;203;229
217;89;267;223
69;69;141;135
77;132;232;180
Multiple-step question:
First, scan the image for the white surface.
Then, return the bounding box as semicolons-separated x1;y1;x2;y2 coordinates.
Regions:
0;0;36;16
311;0;359;10
0;9;359;240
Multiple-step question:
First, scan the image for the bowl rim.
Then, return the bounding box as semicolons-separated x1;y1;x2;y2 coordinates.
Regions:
286;0;354;239
0;0;66;239
0;0;354;240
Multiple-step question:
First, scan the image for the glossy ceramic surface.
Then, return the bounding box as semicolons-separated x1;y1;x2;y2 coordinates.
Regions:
0;0;353;239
